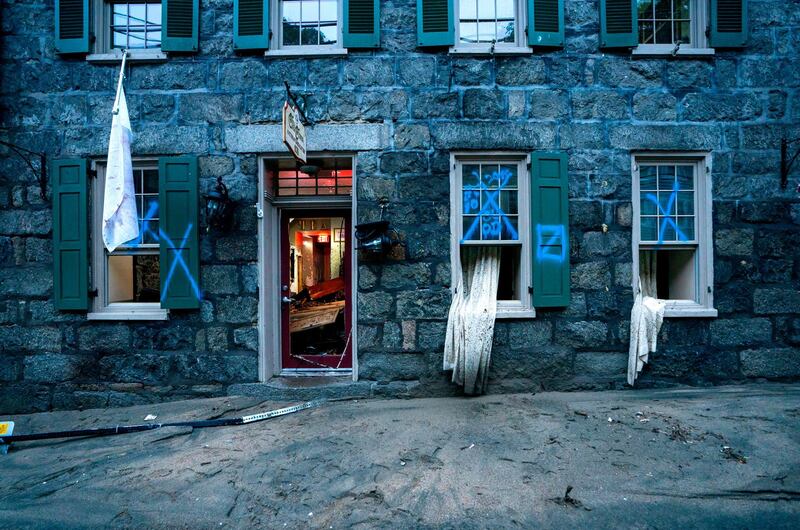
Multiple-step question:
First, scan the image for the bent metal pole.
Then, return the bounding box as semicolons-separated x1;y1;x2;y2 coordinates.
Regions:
0;400;325;447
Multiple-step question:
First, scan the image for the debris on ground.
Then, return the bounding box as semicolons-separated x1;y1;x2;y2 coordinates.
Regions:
721;445;748;464
550;486;591;511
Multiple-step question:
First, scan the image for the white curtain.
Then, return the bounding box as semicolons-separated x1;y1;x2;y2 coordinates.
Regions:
102;58;139;252
627;251;666;385
444;246;501;395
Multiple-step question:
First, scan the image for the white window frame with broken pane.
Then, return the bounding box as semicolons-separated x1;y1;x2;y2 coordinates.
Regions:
633;0;712;55
89;160;167;321
450;154;534;318
91;1;167;60
270;0;343;53
631;153;716;318
453;0;529;53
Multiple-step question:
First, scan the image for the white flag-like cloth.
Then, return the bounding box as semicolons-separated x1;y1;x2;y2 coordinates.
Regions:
102;59;138;252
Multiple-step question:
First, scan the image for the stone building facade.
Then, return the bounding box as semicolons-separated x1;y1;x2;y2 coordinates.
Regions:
1;0;799;413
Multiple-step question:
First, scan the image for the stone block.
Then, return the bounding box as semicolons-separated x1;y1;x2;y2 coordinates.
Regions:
740;348;800;378
133;326;194;351
417;321;447;352
714;229;753;256
598;59;662;88
451;58;493;86
382;321;402;350
754;289;800;315
216;236;258;262
343;58;393;86
234;327;259;351
608;124;719;150
358;291;394;320
571;262;611;290
394;123;430;150
381;263;432;290
397;57;435;87
380;151;427;175
571;90;628;119
201;265;239;295
632;92;676;121
78;324;131;352
710;318;772;347
680;93;761;122
24;353;84;382
216;296;258;323
556;321;608;348
431;122;556;150
508;321;552;348
528;89;569;120
131;62;209;90
496;57;546;85
358;352;426;381
396;289;450;319
464;89;505;119
0;209;51;236
411;91;460;119
574;352;627;377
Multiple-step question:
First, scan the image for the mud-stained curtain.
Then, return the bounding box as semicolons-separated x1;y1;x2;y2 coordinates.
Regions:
444;247;501;395
628;251;666;385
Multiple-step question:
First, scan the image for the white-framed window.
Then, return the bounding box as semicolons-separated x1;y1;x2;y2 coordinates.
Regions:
633;0;712;55
452;0;529;54
268;0;346;56
89;1;168;62
450;153;533;318
89;160;168;321
632;153;716;318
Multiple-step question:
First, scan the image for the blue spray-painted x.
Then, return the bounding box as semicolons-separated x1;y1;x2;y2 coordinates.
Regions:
462;167;519;242
643;179;688;244
129;201;203;302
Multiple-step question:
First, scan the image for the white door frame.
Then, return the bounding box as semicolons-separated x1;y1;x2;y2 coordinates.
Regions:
256;154;359;381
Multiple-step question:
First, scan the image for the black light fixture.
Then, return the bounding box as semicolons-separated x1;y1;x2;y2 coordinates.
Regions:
203;176;234;233
354;197;400;255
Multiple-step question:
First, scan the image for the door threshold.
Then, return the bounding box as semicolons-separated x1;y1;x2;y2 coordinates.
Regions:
280;369;353;377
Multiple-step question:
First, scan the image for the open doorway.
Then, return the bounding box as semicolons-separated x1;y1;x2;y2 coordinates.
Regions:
281;212;352;370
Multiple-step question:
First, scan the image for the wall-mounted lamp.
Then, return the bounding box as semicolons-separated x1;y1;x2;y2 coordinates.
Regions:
203;176;234;233
354;197;400;255
781;137;800;190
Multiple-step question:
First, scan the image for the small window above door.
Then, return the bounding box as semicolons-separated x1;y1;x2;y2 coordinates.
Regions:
265;156;353;198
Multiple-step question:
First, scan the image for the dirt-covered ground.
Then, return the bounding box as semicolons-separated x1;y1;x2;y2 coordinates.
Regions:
1;384;799;529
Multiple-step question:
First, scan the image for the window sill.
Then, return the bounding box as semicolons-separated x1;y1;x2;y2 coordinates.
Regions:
449;46;532;56
631;46;715;58
88;308;169;321
86;51;168;64
264;48;348;58
496;308;536;319
663;301;717;318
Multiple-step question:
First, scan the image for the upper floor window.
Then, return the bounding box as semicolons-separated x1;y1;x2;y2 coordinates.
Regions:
271;0;343;52
111;1;163;50
634;0;709;53
458;0;517;46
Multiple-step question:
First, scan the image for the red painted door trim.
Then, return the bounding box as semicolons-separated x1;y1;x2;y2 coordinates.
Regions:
280;209;352;370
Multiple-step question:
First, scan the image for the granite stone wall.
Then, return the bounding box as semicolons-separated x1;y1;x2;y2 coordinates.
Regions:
1;0;799;413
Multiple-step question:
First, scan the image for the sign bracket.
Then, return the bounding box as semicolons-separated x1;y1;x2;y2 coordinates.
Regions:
283;81;313;126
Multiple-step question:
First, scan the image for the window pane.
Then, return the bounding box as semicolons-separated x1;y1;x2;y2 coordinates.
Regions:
677;217;694;241
147;3;162;24
319;24;337;45
481;164;500;188
499;164;518;188
496;246;520;301
463;190;481;214
641;192;658;215
320;0;337;22
477;0;494;20
657;165;675;190
460;22;479;43
477;22;494;43
660;221;676;241
638;21;654;44
638;0;653;18
674;0;690;19
641;217;658;241
142;220;159;244
640;166;657;190
463;165;481;188
129;4;147;25
481;215;502;240
676;165;693;190
283;1;301;45
301;1;319;23
500;190;518;215
674;21;690;44
500;215;519;240
654;0;670;19
497;0;514;19
677;191;694;216
463;216;480;241
497;21;514;43
143;169;158;193
654;20;671;43
460;0;477;20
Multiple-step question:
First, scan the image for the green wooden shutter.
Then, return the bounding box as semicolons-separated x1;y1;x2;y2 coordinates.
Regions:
710;0;748;48
343;0;380;48
234;0;270;50
159;156;201;309
52;159;89;310
600;0;637;48
531;152;569;308
55;0;90;54
527;0;564;47
161;0;199;52
417;0;454;47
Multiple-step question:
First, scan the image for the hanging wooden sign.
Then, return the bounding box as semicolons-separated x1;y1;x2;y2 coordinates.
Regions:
282;101;307;163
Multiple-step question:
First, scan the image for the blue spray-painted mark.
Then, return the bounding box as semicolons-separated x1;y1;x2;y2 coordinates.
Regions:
159;223;203;302
125;200;203;302
535;224;567;263
462;167;519;242
643;179;688;244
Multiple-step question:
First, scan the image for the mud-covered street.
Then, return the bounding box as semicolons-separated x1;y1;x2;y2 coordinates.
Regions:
1;384;799;529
